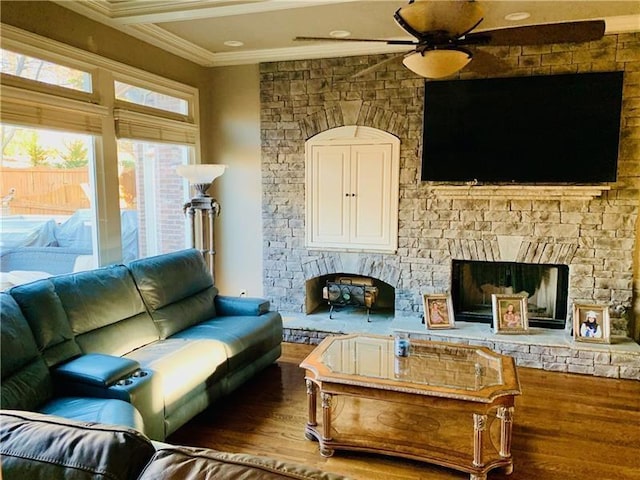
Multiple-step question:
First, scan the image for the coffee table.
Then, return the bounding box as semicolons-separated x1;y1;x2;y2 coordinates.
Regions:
300;334;521;480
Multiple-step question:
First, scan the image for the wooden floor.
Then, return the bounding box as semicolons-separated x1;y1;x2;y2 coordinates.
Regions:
168;343;640;480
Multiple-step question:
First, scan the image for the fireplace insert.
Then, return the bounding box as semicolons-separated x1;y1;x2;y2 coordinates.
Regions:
451;260;569;329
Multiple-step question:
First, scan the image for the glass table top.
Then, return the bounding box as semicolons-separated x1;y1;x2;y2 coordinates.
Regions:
319;335;504;391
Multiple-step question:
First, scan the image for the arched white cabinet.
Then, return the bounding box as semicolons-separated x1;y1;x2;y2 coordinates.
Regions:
305;126;399;252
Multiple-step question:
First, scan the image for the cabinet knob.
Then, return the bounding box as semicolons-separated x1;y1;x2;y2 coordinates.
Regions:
351;193;356;197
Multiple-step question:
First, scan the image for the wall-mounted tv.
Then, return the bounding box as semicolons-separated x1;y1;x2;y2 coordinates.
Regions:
421;71;623;184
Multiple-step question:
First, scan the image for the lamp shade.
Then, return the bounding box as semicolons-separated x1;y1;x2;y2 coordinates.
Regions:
402;49;472;79
176;164;226;197
394;1;484;38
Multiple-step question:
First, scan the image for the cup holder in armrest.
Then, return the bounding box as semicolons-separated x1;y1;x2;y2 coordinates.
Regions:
112;369;151;388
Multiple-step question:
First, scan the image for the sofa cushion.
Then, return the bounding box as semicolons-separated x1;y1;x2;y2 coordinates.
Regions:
39;397;145;432
124;339;228;417
10;279;81;367
52;265;159;356
138;446;350;480
172;312;283;372
0;410;154;480
128;249;218;339
0;293;53;411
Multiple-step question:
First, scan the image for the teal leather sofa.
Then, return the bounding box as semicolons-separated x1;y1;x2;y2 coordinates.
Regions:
0;410;349;480
0;248;283;441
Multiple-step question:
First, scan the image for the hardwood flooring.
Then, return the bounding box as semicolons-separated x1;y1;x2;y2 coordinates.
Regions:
168;343;640;480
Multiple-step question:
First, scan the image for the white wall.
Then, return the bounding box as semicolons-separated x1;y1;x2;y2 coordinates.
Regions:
207;64;263;297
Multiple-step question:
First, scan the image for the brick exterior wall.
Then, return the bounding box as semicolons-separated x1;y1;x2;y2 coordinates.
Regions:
260;33;640;337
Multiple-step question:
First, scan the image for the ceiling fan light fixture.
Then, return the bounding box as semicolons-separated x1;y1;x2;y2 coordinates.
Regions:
402;48;472;79
394;1;484;37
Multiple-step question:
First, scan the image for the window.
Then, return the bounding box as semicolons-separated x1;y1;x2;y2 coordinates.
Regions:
115;80;188;115
1;124;98;284
0;48;92;93
0;25;201;290
117;140;190;260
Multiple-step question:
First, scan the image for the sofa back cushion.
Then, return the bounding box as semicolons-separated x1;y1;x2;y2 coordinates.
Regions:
10;279;81;367
0;294;53;410
128;249;218;339
52;265;159;356
138;446;350;480
0;410;155;480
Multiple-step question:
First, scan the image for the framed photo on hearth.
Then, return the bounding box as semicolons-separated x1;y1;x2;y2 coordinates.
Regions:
573;303;610;344
423;293;455;329
492;294;529;334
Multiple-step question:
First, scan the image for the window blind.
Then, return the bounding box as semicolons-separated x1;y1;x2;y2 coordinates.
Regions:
114;108;198;145
0;85;106;134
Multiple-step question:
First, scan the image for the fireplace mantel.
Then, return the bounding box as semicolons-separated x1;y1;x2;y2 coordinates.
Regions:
428;184;611;200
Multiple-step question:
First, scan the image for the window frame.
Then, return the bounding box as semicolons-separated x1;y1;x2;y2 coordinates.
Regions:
1;22;201;267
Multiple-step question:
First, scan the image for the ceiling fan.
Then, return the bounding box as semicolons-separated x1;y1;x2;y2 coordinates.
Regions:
294;0;605;79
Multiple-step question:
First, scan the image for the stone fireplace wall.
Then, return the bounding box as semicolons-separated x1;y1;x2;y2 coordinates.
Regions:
260;33;640;336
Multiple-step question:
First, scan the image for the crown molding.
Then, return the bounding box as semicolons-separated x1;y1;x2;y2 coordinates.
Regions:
206;42;411;67
105;0;361;25
604;14;640;34
53;0;361;24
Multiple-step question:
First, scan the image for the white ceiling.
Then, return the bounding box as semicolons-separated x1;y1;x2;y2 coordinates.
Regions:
54;1;640;67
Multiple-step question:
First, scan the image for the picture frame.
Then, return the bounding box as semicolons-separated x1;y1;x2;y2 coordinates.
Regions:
423;293;455;329
492;294;529;334
573;303;610;344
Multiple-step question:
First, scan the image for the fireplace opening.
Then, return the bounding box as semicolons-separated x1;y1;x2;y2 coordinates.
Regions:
305;273;395;318
451;260;569;329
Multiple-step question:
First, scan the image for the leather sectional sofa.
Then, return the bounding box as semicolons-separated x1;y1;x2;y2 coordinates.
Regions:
0;248;283;441
0;410;348;480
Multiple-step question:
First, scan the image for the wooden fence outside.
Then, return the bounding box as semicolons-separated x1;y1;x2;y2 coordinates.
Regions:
1;167;90;215
1;167;136;216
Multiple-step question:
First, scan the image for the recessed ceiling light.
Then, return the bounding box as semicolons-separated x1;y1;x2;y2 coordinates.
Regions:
329;30;351;38
505;12;531;21
224;40;244;47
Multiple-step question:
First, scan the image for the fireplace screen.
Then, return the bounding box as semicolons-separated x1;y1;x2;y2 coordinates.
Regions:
451;260;569;329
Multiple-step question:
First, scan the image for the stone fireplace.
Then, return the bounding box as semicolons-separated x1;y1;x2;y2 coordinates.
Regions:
452;260;569;329
305;273;394;318
260;32;639;339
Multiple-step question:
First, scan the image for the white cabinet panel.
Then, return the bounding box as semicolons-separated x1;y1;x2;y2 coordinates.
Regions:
305;126;399;253
351;144;392;247
310;145;350;245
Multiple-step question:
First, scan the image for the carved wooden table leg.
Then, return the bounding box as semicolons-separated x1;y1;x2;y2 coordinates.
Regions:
320;392;334;457
471;413;488;479
305;379;317;440
498;406;515;474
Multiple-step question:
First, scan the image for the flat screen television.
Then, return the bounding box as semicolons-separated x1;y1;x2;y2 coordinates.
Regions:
421;71;623;183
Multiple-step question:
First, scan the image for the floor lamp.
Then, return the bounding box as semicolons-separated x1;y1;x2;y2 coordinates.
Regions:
176;164;227;283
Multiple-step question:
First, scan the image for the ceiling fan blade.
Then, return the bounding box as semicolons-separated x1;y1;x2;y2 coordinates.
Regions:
465;49;510;75
462;20;605;46
352;54;405;78
294;36;416;46
394;0;484;38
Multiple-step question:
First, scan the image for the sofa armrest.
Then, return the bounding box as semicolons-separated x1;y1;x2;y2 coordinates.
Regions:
215;295;270;316
52;353;164;441
53;353;140;387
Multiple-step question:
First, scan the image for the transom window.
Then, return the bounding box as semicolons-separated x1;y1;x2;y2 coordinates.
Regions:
115;80;188;116
0;48;92;93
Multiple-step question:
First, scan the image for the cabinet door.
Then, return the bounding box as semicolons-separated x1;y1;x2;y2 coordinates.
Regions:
349;144;393;248
309;145;350;245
